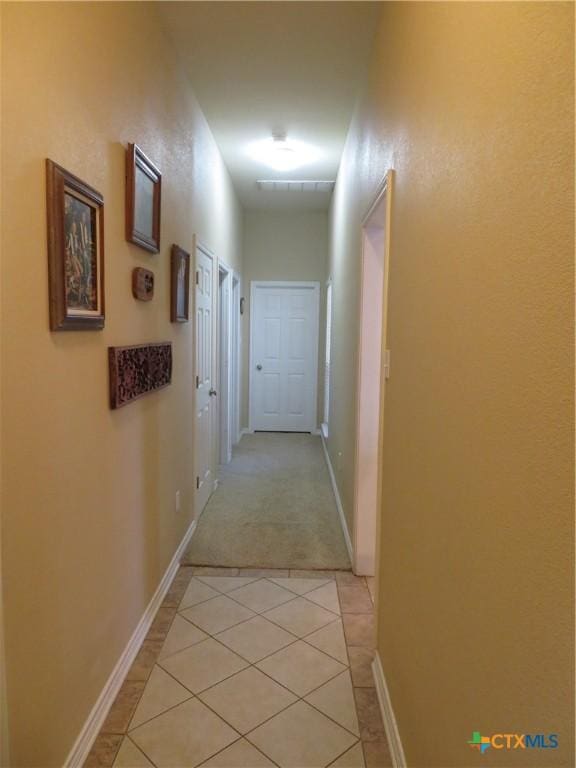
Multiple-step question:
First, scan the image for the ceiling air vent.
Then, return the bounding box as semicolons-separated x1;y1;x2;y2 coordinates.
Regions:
256;180;335;192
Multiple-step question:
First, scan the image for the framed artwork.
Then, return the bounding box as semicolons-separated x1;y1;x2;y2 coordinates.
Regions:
170;244;190;322
125;143;161;253
46;159;105;330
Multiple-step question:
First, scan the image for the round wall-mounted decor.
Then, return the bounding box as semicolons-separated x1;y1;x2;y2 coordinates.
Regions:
132;267;154;301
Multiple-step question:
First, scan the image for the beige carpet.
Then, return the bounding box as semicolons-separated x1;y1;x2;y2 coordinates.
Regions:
183;432;351;570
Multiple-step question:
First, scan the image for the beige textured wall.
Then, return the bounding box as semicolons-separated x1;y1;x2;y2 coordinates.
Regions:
0;6;8;762
241;210;328;429
329;3;574;766
0;3;242;765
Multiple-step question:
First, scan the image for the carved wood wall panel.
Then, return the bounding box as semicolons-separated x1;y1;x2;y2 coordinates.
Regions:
108;342;172;409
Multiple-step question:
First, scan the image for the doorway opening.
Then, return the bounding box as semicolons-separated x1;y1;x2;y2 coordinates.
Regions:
218;261;241;466
353;171;394;577
187;275;350;571
231;274;242;447
321;280;333;439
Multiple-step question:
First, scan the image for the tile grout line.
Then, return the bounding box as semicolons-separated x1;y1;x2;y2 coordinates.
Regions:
195;734;282;768
159;575;346;676
88;568;375;768
162;608;345;671
128;690;194;735
124;733;160;768
96;573;197;745
243;714;360;766
325;739;364;768
200;575;341;617
187;606;348;698
133;653;357;764
191;584;362;742
180;577;306;622
131;586;360;763
336;574;393;768
96;607;182;743
176;588;343;651
205;587;300;616
127;676;246;757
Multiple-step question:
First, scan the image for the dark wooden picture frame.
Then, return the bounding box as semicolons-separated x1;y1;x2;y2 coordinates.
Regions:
125;143;161;253
170;244;190;322
46;159;105;330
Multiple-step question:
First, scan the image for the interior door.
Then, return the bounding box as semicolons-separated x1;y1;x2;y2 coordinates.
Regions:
250;282;319;432
195;244;216;514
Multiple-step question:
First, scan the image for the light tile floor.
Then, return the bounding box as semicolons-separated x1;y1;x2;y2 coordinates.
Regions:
86;569;392;768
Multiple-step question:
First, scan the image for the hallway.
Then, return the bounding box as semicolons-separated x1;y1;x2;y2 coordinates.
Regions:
183;434;350;571
87;569;384;768
0;2;573;767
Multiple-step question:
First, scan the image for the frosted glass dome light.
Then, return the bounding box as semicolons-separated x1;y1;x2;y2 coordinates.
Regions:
246;136;319;172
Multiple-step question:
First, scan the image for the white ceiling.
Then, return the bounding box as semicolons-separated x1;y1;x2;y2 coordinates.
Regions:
159;2;381;210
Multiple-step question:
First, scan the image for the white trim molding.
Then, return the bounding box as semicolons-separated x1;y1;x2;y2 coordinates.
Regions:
0;564;9;768
372;652;407;768
64;518;198;768
320;433;353;563
353;169;395;578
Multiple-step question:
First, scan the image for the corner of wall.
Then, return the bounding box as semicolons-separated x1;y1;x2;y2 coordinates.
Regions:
0;2;10;761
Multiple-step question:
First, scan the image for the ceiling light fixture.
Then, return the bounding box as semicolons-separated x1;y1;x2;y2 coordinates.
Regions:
246;134;320;172
256;180;335;192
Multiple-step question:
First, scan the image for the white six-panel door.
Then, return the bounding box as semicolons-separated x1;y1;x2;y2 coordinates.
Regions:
195;243;216;513
250;282;320;432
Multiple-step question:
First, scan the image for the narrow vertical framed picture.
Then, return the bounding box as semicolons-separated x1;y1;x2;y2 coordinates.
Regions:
171;244;190;322
46;159;105;330
125;143;161;253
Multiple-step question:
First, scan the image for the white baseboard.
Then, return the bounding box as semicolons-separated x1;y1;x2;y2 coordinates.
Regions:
320;434;353;564
64;517;198;767
372;653;407;768
240;428;253;436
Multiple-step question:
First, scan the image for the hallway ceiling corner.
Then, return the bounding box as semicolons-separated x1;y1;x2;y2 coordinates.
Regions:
159;1;382;211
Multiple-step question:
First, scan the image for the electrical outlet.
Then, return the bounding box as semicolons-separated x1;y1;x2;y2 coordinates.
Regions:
175;490;181;513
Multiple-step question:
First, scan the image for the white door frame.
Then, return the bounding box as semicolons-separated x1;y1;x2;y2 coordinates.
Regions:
218;261;232;464
195;238;218;510
353;170;394;578
218;259;242;463
231;274;242;446
249;281;320;433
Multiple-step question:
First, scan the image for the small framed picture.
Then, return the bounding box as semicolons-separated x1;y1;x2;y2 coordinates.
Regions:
171;244;190;322
125;143;161;253
46;159;105;330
